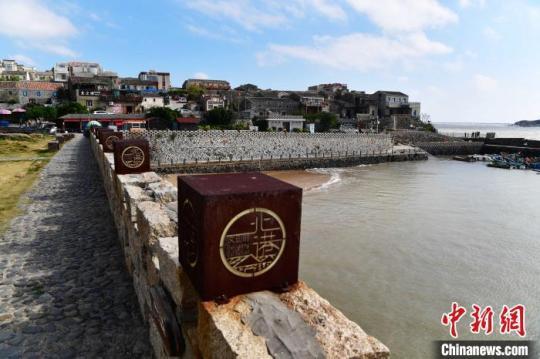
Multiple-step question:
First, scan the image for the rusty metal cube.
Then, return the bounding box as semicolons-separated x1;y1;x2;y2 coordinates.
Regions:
97;128;114;145
101;132;123;152
177;172;302;301
113;139;150;174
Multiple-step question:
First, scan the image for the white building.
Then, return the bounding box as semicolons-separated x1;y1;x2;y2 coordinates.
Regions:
141;94;164;111
53;63;69;82
266;114;305;132
409;102;421;119
53;62;103;82
300;96;325;107
205;97;224;111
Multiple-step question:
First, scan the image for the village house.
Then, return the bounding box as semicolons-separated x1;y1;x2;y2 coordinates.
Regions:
266;114;305;132
241;97;299;119
0;81;63;105
140;93;165;111
203;95;225;111
308;83;348;94
373;91;413;130
69;76;114;110
119;78;158;93
182;78;231;91
138;70;171;92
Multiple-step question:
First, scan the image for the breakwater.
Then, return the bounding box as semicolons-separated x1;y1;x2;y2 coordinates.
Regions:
482;138;540;156
89;133;390;358
158;149;427;174
416;141;484;156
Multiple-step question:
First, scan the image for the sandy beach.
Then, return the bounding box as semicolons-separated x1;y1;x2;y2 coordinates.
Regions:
163;170;331;191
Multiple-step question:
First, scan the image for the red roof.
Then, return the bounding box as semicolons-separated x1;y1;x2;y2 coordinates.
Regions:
176;117;199;124
0;81;64;91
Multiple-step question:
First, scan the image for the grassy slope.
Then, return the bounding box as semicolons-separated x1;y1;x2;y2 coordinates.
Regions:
0;134;55;234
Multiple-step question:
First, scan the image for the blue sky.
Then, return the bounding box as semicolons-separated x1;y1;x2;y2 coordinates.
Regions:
1;0;540;123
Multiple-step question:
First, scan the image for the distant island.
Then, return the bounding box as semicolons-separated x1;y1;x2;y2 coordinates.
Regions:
514;119;540;127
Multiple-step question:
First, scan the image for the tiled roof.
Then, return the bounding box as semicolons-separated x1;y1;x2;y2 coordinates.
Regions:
0;81;63;91
59;113;146;120
176;117;199;124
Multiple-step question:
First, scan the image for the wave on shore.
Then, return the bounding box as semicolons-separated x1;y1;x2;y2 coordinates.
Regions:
306;168;344;191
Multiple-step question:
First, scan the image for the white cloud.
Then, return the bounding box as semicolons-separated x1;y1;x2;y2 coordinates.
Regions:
482;26;500;41
346;0;458;32
193;72;209;79
308;0;347;21
182;0;348;31
473;74;497;92
183;0;288;31
10;54;35;66
458;0;486;8
443;59;463;72
186;24;245;43
0;0;77;39
0;0;77;57
258;31;452;71
89;12;101;21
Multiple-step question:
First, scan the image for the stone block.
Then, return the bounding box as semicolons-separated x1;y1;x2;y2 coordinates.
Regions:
279;282;390;358
197;300;271;359
124;185;152;221
47;141;60;151
147;181;178;204
244;291;325;358
118;172;162;188
137;201;177;247
156;237;199;308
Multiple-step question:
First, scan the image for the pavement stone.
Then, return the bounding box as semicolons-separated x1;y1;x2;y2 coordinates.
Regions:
0;135;151;358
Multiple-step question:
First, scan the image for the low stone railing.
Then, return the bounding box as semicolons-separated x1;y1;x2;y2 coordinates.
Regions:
89;133;390;358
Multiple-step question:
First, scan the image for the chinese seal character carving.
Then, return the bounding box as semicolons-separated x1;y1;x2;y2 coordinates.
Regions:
121;146;145;169
220;208;286;278
105;135;120;151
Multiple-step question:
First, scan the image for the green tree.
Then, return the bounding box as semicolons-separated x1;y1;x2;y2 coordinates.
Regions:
145;107;179;129
253;117;268;131
304;112;338;132
205;108;233;128
234;83;259;92
25;104;57;125
56;102;89;118
186;85;205;101
168;88;187;97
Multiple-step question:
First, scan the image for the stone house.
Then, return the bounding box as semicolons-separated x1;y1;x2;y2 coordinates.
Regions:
0;81;63;105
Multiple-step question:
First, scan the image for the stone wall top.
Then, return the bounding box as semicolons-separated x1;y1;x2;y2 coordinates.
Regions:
90;133;390;358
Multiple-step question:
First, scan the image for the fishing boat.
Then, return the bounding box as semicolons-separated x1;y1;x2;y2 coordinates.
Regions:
472;154;492;161
487;161;511;169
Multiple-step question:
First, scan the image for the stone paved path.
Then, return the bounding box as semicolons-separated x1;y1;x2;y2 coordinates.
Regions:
0;135;151;358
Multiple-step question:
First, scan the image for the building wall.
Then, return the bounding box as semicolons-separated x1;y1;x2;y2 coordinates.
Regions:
76;94;102;110
139;72;171;91
409;102;421;119
245;98;299;119
141;96;164;110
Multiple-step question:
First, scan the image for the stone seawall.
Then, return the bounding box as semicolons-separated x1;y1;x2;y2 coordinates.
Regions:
125;130;393;166
89;133;390;358
416;141;484;156
157;150;428;174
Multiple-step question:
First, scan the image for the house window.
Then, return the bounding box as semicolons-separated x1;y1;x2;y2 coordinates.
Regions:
86;100;93;107
36;91;41;97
